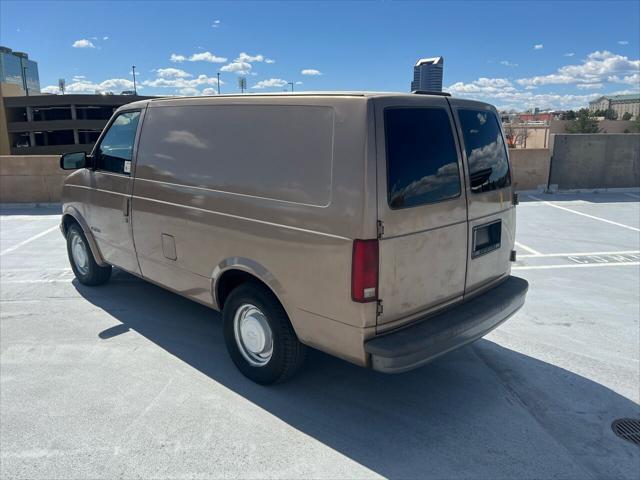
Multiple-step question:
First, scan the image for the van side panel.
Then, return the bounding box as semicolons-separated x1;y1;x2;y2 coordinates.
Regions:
135;105;334;206
131;97;377;363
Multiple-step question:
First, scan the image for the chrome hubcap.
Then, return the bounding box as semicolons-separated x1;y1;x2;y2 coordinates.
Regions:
233;304;273;366
71;233;89;276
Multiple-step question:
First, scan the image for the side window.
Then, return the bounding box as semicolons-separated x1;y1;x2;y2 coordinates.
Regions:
385;107;461;209
95;111;141;174
457;109;511;193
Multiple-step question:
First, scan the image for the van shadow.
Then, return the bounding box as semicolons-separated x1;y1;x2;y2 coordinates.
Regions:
74;270;640;479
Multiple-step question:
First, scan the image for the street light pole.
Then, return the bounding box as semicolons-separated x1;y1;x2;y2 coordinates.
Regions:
132;65;137;95
288;82;294;92
217;72;221;94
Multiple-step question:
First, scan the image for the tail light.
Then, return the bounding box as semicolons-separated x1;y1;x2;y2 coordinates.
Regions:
351;239;379;303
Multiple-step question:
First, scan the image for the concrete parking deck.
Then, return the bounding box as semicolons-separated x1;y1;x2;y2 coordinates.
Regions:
1;192;639;479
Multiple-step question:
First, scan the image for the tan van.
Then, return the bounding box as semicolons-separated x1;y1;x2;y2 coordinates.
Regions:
60;92;528;384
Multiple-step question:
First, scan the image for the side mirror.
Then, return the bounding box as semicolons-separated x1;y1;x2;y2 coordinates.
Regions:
60;152;88;170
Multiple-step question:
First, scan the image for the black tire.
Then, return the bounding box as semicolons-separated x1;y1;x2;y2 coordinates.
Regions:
66;223;112;286
223;282;306;384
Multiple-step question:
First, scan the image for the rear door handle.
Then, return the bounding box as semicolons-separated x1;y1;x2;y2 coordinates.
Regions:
122;197;130;217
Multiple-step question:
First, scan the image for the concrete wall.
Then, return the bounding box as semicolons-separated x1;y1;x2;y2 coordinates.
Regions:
0;155;66;203
508;148;551;191
550;134;640;189
550;119;637;134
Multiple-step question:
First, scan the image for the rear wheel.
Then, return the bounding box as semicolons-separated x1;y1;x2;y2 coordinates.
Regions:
66;223;111;286
223;282;306;384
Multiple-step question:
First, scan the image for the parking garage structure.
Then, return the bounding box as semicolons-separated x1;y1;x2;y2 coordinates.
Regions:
2;93;153;155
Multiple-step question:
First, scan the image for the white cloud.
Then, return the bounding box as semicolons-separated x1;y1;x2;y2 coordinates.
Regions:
618;40;629;45
500;60;518;67
178;87;200;96
252;78;288;89
221;61;252;74
447;76;605;110
141;72;222;96
212;19;221;28
103;36;109;40
188;51;227;63
42;77;136;94
156;68;192;79
576;83;603;89
170;53;186;62
516;50;640;87
219;52;269;75
72;75;86;81
72;39;95;49
534;44;544;50
301;69;322;76
295;81;303;85
448;77;516;95
564;52;575;57
237;52;264;62
607;73;640;85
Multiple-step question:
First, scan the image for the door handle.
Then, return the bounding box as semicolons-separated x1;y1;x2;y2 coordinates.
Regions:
122;197;130;217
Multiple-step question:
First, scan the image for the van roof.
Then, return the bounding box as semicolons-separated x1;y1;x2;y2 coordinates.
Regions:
123;91;446;105
122;91;494;110
150;91;451;100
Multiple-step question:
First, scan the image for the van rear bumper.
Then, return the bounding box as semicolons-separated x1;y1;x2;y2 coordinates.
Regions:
364;276;528;373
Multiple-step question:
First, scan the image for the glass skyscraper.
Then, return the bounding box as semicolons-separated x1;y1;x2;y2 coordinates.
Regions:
0;46;41;95
410;57;444;92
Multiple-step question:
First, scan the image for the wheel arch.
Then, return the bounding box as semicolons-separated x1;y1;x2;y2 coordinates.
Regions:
61;207;107;266
212;258;288;314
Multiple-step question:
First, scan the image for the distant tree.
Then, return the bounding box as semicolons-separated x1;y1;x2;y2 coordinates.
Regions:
603;109;618;120
565;109;601;133
622;112;633;121
503;121;531;147
562;110;577;120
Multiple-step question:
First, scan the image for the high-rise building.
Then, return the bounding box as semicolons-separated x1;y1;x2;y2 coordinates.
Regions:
411;57;444;92
0;46;41;95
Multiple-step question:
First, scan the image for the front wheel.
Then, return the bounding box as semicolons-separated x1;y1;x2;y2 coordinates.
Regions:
223;283;306;384
66;223;111;286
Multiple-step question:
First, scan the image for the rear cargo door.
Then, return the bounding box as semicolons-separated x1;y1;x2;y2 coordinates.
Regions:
374;96;468;330
449;100;515;294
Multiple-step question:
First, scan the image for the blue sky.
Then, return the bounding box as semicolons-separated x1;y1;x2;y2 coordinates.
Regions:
1;0;639;110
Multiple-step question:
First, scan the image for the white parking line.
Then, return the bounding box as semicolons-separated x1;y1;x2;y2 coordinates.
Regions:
0;225;60;256
514;241;542;256
518;250;640;258
0;268;72;272
0;279;71;284
625;192;640;200
513;262;639;270
528;195;640;232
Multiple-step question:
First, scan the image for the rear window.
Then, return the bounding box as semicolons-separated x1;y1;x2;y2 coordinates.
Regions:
385;108;461;209
458;109;511;193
